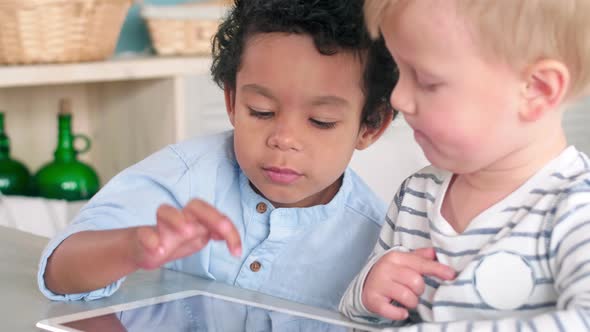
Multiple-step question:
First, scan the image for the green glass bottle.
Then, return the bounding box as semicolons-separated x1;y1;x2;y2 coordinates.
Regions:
0;112;32;196
34;99;100;201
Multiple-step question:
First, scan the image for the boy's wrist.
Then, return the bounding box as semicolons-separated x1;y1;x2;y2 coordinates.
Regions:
126;227;147;271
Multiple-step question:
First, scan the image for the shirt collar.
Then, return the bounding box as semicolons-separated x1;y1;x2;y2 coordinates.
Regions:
238;167;352;228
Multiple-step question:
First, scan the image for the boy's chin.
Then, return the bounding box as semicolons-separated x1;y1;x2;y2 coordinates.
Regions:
262;192;307;208
259;188;321;208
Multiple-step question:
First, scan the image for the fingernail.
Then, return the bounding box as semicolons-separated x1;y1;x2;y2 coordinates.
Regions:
232;247;242;257
447;269;456;279
402;310;409;320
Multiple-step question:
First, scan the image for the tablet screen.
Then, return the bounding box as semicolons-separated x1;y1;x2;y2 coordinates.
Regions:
37;291;381;332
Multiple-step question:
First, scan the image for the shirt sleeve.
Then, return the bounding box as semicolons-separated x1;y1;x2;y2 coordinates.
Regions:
339;179;412;325
37;145;192;301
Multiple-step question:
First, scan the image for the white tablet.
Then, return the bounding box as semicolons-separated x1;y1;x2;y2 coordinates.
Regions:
37;290;385;332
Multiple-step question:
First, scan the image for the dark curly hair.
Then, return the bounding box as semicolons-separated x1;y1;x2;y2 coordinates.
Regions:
211;0;398;129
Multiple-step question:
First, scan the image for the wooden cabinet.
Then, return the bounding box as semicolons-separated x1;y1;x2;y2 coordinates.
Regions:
0;56;211;183
0;56;212;237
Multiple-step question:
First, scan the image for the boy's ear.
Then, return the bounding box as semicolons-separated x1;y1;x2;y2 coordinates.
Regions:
224;86;237;127
355;109;394;150
520;59;570;122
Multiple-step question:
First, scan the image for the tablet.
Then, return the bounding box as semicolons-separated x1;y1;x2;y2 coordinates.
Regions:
36;290;385;332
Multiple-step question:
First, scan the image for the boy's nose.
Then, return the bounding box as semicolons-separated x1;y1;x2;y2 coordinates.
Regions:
267;125;302;152
390;84;416;115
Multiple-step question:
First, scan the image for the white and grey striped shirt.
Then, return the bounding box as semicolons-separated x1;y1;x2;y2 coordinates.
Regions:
340;146;590;331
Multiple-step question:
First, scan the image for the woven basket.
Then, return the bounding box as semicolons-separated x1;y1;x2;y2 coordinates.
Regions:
141;1;229;56
0;0;132;64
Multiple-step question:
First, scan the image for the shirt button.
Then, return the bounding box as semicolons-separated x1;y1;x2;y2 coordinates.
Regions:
256;202;267;214
250;261;262;272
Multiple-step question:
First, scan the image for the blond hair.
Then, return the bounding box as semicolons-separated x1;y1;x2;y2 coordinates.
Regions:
365;0;590;100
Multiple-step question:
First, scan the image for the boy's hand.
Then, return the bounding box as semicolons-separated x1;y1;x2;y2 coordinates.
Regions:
362;248;455;321
132;200;242;270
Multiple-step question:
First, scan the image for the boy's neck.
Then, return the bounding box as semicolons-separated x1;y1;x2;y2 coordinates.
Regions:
460;129;567;191
444;128;567;233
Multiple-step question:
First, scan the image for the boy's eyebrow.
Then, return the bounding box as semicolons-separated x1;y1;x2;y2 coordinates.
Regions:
242;84;277;101
242;84;350;109
310;95;350;108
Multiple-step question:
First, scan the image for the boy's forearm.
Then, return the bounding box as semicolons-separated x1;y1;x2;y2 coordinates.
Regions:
43;228;139;295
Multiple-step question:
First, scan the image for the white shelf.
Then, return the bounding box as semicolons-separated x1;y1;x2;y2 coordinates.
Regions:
0;196;85;238
0;56;212;87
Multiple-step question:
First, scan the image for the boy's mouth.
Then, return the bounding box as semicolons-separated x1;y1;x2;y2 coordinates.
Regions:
263;167;302;185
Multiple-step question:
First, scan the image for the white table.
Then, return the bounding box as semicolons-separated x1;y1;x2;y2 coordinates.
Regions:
0;226;371;331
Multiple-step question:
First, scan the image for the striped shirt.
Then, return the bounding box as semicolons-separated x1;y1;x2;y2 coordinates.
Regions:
340;146;590;331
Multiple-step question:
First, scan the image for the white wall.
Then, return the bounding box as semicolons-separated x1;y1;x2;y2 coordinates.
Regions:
564;96;590;155
348;118;428;203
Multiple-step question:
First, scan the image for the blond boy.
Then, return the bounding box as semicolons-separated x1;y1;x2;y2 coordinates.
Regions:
340;1;590;330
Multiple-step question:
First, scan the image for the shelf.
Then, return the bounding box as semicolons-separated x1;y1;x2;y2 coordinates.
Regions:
0;56;217;183
0;56;221;235
0;195;85;238
0;56;212;87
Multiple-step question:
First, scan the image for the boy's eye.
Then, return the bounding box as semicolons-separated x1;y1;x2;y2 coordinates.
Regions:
249;108;273;118
418;81;441;92
310;118;337;129
248;108;336;129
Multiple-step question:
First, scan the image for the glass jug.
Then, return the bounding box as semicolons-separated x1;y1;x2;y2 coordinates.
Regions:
34;99;100;201
0;112;32;196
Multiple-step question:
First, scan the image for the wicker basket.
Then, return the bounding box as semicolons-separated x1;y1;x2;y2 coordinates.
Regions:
141;1;229;56
0;0;132;64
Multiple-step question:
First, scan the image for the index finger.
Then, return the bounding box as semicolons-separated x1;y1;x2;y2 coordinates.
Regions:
402;253;455;280
183;200;242;257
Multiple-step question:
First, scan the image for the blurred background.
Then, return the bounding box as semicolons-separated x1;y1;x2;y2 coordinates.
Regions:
116;0;196;56
0;0;588;238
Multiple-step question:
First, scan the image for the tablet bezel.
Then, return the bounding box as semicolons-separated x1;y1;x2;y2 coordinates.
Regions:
36;289;383;332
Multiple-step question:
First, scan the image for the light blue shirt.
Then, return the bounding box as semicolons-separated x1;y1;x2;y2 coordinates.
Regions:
38;131;386;310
